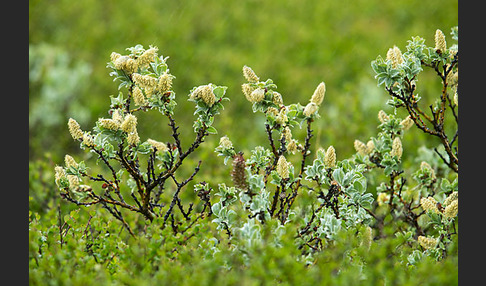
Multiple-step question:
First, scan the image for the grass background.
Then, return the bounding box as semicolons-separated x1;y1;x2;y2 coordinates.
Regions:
29;0;458;164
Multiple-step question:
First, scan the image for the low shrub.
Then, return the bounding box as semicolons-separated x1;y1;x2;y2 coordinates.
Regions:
30;27;459;284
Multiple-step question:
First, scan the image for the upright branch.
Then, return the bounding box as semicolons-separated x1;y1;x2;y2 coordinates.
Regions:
372;28;458;172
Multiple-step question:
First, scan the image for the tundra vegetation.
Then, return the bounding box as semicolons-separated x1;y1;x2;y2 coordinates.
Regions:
30;26;458;285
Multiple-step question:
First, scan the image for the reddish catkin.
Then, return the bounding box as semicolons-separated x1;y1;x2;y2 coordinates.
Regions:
232;152;248;190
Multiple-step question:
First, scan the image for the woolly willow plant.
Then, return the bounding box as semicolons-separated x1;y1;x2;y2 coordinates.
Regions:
212;66;377;261
55;45;229;235
210;27;458;265
371;27;458;172
366;26;459;263
54;28;458;269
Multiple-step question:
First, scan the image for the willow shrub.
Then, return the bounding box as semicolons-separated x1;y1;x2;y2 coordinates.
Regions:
31;27;458;284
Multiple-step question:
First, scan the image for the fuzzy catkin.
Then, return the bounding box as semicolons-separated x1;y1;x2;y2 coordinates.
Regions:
250;88;265;103
390;137;403;159
361;226;373;251
276;156;290;179
303;102;318;117
418;236;438;250
378;110;389;123
98;118;120;131
54;166;67;187
219;136;233;150
64;155;78;169
310;82;326;106
137;46;158;69
287;140;298;154
192;85;216;107
232;153;248;190
68;118;84;140
242;65;260;83
386;46;403;68
434;29;447;52
443;192;458;207
354;140;368;156
420;197;440;214
325;146;336;168
82;133;94;147
443;199;458;218
147;139;168;153
127;131;140;146
158;73;173;93
132;86;147;106
400;116;414;131
120;114;137;133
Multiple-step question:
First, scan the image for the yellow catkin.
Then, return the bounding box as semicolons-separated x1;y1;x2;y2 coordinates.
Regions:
120;114;137;133
54;166;67;187
443;192;458;207
310;82;326;106
112;109;124;124
434;29;447;52
127;131;140;146
67;175;80;188
147;139;168;153
282;127;292;143
132;86;147;106
191;85;215;106
276;156;290;179
132;73;158;90
272;91;283;106
266;107;279;117
110;52;121;63
378;110;389;123
137;46;158;69
354;140;368;156
276;108;289;125
390;137;403;160
242;65;260;83
201;85;216;107
366;140;375;153
125;58;138;74
325;146;336;168
219;136;233;150
68;118;84;140
386;46;404;68
287;140;298;154
250;88;265;103
64;155;78;169
418;236;438;250
420;197;440;214
444;200;459;218
98;118;120;131
303;102;318;117
241;83;254;102
400;116;414;131
82;133;94;147
157;73;173;93
443;199;458;218
114;55;130;70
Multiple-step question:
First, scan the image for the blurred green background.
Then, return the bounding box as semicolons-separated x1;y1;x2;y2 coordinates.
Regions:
29;0;458;176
